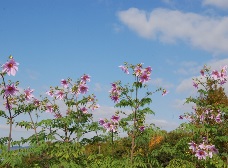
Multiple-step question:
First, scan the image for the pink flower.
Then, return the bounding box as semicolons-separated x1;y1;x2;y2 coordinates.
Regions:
92;104;100;110
61;79;68;88
103;122;112;131
55;90;65;100
195;149;207;160
139;72;150;83
215;113;222;123
5;102;12;110
220;80;226;85
207;145;218;158
119;65;129;74
24;87;34;101
111;83;117;89
110;124;117;132
208;114;214;120
145;66;152;74
134;66;143;76
33;98;40;107
46;90;54;97
2;58;19;76
162;89;168;96
111;115;120;123
81;107;88;114
139;126;145;132
211;70;220;80
99;119;105;126
103;123;117;132
110;83;120;93
220;65;227;84
111;95;119;103
54;113;62;119
81;74;91;83
4;84;18;96
200;69;204;76
188;141;197;152
79;84;88;94
179;115;183;119
198;142;206;149
193;82;198;89
46;105;54;113
221;65;227;76
200;114;205;122
110;83;121;103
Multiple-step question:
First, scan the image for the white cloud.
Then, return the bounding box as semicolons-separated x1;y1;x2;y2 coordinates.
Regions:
117;8;228;55
174;61;201;75
203;0;228;9
172;99;195;112
150;118;179;131
207;58;228;70
150;78;174;89
176;77;197;94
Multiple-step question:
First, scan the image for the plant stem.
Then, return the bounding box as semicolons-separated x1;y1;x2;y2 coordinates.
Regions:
111;129;114;144
8;117;12;151
1;73;13;151
28;112;39;145
130;77;139;165
111;130;114;157
64;124;68;142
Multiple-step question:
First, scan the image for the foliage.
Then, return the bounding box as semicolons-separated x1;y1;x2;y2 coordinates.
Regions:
166;158;195;168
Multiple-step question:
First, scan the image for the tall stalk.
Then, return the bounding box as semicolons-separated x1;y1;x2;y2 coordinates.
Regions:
1;73;13;151
130;77;139;165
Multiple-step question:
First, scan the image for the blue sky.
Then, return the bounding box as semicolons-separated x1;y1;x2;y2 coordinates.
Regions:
0;0;228;140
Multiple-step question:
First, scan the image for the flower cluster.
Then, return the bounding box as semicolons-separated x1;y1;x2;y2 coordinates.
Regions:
179;108;223;124
134;64;152;83
46;74;90;100
211;65;227;85
45;74;99;118
193;65;227;88
188;140;218;160
118;63;168;97
119;65;129;74
99;115;120;132
119;63;152;84
109;83;122;103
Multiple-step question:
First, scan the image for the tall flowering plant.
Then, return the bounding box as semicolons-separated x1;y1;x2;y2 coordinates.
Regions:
110;62;166;164
0;56;41;150
38;75;100;142
180;65;228;166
